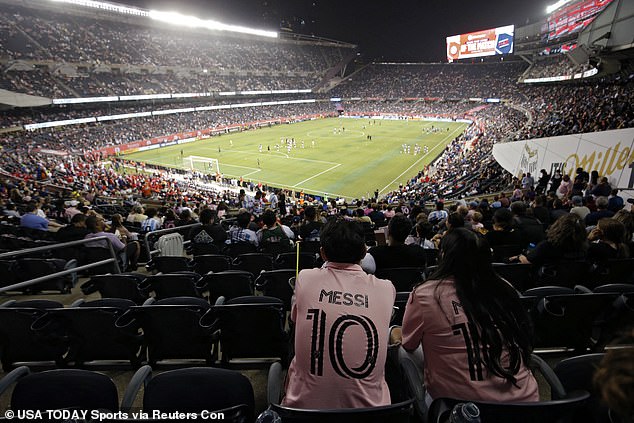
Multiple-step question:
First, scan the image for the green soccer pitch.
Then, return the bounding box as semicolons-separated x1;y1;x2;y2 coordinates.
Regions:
122;117;469;200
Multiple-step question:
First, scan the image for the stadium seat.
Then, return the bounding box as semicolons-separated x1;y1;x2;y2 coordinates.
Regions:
192;254;233;275
0;366;120;412
31;299;143;368
117;297;213;366
491;244;524;263
254;269;296;312
16;257;77;294
391;292;411;326
232;253;274;277
138;273;204;300
493;263;537;292
589;259;634;286
81;273;148;304
146;256;192;274
224;242;257;258
275;252;318;270
201;296;289;368
0;300;67;371
199;270;254;305
553;354;609;423
121;366;254;422
536;260;593;289
375;267;425;292
263;399;414;423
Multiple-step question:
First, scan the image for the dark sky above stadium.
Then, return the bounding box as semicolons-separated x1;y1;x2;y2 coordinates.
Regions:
124;0;553;61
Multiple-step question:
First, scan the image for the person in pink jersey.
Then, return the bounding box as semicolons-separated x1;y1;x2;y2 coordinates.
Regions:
393;227;539;403
282;218;396;409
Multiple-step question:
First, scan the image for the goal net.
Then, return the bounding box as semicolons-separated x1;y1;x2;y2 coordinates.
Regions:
183;156;221;174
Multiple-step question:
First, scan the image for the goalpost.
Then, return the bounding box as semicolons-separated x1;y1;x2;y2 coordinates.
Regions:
183;155;221;175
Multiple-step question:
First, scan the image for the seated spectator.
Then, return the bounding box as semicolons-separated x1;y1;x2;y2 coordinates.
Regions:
585;196;615;227
428;201;448;225
591;177;612;198
188;208;227;253
569;195;591;221
365;214;427;273
85;215;138;271
257;209;294;252
54;213;89;242
282;218;395;409
126;205;147;224
511;201;545;248
226;211;259;247
141;207;161;232
20;202;49;231
607;189;624;213
63;200;82;222
485;208;522;247
2;202;20;218
515;213;587;266
587;218;630;260
110;213;140;269
393;228;538;403
175;209;196;227
298;206;322;241
405;221;436;249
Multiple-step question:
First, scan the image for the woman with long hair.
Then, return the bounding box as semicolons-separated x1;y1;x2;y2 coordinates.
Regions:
587;218;630;260
110;213;140;270
393;227;538;402
515;213;587;265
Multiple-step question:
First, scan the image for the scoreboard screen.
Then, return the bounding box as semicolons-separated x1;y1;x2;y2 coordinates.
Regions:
446;25;514;62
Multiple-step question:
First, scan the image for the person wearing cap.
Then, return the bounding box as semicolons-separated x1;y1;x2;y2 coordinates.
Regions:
64;200;82;222
570;196;590;221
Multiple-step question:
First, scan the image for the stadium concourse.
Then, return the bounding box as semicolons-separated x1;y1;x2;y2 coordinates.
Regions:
0;0;633;421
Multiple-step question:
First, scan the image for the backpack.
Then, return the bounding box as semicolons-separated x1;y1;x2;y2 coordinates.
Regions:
155;233;184;256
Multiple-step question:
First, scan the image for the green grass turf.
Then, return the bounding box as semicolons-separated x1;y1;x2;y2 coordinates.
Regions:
122;117;468;200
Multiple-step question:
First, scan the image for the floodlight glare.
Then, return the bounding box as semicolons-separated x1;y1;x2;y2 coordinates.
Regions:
149;10;278;38
49;0;148;16
546;0;573;14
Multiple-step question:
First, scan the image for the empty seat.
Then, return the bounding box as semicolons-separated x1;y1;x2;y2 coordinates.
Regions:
0;366;119;412
374;267;425;292
192;254;233;275
147;256;192;274
275;252;318;270
254;269;296;312
122;366;254;421
202;296;289;367
139;273;204;300
199;271;254;305
81;273;148;304
0;300;67;371
232;253;274;277
16;258;77;294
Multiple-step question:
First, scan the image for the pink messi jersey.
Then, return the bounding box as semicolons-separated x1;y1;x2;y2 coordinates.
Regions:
283;262;396;409
401;278;539;402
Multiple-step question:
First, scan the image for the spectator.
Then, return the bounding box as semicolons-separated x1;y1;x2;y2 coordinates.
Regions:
365;214;427;273
569;195;591;221
394;228;538;403
20;202;49;231
585;196;615;227
54;213;89;242
188;208;227;254
226;211;259;247
141;207;161;232
587;218;630;260
298;206;322;242
283;219;395;409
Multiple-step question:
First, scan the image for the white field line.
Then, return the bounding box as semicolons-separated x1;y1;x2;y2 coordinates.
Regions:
379;125;467;194
292;163;342;187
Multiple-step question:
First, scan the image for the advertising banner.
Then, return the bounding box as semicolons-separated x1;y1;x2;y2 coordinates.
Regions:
446;25;514;62
493;128;634;200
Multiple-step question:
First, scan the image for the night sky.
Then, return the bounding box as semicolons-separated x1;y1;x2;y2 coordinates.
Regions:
124;0;553;61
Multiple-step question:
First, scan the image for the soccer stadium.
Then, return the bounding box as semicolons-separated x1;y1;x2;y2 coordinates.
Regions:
0;0;633;420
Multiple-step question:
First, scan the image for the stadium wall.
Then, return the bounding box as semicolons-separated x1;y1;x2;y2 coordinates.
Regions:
492;128;634;200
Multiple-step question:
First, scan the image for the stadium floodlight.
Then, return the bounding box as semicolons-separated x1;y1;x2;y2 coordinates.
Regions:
49;0;148;16
148;10;277;38
546;0;573;14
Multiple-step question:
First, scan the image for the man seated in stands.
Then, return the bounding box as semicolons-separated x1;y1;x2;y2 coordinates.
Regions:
511;201;545;248
364;214;426;273
55;213;89;242
485;208;522;247
257;209;294;252
298;206;323;241
141;207;162;232
226;211;259;247
282;218;395;409
188;208;227;254
585;196;615;227
84;215;137;271
20;202;56;231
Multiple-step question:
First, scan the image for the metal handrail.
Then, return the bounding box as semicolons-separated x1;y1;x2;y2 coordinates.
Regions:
0;236;121;293
143;223;201;262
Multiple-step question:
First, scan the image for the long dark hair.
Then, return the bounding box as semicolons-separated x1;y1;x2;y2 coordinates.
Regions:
430;228;533;386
